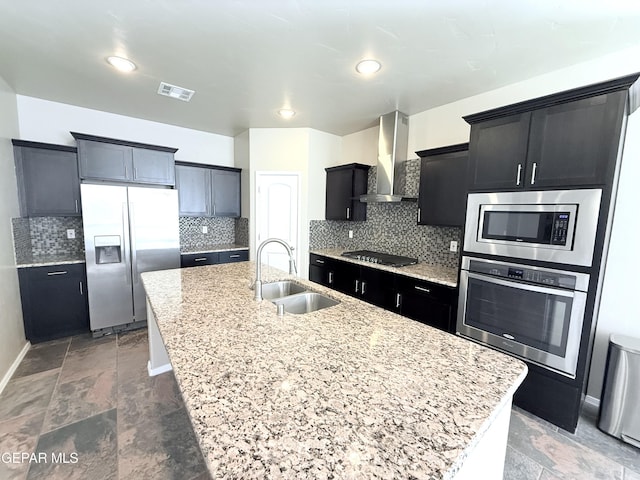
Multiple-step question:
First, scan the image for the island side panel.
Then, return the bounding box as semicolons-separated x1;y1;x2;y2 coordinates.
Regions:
450;398;512;480
147;297;173;376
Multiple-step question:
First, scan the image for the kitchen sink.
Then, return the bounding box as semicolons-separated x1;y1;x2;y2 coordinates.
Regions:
272;292;340;315
260;281;308;300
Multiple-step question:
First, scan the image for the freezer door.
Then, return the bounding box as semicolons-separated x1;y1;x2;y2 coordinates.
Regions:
128;187;180;322
81;184;134;330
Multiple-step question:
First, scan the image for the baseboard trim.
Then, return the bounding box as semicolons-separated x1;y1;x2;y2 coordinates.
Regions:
585;394;601;409
0;342;31;395
147;360;172;377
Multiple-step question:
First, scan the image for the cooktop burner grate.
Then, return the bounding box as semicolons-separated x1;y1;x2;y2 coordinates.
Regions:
341;250;418;267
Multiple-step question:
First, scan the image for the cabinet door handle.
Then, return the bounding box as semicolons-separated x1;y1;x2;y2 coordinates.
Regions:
229;254;240;258
75;199;79;213
355;279;359;293
415;285;431;293
346;207;350;219
396;293;402;308
328;272;334;284
418;208;422;223
124;165;128;178
79;281;83;295
134;167;138;179
47;271;68;276
213;204;216;215
361;281;366;295
194;257;208;262
516;163;522;186
531;162;537;185
315;259;325;264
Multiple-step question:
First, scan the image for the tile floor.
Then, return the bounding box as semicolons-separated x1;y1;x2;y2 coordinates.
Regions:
0;329;638;479
0;330;209;480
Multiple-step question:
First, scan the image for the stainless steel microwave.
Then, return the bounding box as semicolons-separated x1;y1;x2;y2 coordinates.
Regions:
463;189;602;267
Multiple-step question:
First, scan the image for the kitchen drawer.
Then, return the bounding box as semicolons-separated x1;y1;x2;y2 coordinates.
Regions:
181;252;219;268
219;250;248;263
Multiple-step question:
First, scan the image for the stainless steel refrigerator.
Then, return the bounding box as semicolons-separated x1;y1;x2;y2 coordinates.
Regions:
81;183;180;334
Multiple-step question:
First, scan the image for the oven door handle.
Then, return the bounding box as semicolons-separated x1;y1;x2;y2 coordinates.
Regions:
466;272;578;298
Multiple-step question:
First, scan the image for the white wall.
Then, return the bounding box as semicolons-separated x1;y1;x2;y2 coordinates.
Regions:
240;128;341;278
16;96;234;165
407;44;640;155
0;76;27;390
247;129;309;276
343;44;640;401
308;129;342;220
340;126;378;166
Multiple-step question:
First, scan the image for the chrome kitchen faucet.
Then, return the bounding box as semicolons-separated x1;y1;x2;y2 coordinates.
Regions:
254;238;297;301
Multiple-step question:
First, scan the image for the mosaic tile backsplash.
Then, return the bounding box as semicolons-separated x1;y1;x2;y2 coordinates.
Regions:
12;216;85;264
179;216;248;250
310;161;462;269
235;217;249;247
12;214;249;264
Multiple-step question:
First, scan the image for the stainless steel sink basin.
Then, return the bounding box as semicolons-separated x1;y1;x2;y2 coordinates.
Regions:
272;292;340;315
260;281;308;300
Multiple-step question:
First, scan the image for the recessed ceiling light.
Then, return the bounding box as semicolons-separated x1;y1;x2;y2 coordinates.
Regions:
278;109;296;119
106;56;136;73
355;59;381;75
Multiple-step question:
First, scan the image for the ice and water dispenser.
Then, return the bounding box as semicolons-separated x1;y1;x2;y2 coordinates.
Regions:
94;235;122;264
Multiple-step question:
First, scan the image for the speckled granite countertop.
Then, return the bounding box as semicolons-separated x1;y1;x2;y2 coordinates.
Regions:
181;243;249;254
142;262;526;479
16;254;86;268
311;248;459;288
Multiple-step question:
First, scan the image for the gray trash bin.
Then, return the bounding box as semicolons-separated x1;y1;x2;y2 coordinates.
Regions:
598;334;640;447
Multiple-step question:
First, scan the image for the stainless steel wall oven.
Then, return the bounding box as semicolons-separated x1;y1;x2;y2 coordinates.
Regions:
457;257;589;378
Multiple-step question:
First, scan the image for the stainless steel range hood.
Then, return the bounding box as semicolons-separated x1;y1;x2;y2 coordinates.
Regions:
360;111;417;203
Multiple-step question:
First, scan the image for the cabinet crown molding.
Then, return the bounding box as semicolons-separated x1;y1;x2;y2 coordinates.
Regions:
70;131;178;153
463;73;640;125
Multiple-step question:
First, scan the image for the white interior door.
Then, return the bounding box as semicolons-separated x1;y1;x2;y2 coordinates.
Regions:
256;173;299;273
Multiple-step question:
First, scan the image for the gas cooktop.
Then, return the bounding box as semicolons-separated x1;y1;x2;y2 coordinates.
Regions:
341;250;418;267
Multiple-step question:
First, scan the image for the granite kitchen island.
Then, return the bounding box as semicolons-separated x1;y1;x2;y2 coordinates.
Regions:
142;262;527;479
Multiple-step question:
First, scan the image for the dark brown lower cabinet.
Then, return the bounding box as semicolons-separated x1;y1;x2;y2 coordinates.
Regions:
18;263;89;344
181;249;249;268
309;254;457;333
393;276;457;333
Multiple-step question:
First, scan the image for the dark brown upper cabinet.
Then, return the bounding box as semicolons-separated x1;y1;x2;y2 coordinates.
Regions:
175;161;241;218
464;74;637;192
72;132;177;186
13;140;81;217
416;143;469;227
325;163;369;221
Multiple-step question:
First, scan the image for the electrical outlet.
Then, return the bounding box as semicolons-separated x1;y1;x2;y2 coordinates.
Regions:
66;229;75;239
348;230;353;239
202;226;208;234
449;240;458;252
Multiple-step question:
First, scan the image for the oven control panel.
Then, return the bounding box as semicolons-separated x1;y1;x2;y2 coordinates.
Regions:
473;260;577;289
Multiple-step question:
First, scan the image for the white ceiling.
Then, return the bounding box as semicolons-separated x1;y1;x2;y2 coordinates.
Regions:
1;0;640;137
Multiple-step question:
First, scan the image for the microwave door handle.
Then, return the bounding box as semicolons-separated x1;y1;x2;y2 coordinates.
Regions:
467;272;577;298
516;163;522;186
531;162;538;185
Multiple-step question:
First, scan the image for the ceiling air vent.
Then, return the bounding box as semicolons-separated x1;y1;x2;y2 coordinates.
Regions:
157;82;195;102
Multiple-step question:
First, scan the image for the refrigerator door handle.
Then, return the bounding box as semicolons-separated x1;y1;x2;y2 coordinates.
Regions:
122;202;131;285
129;202;138;284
